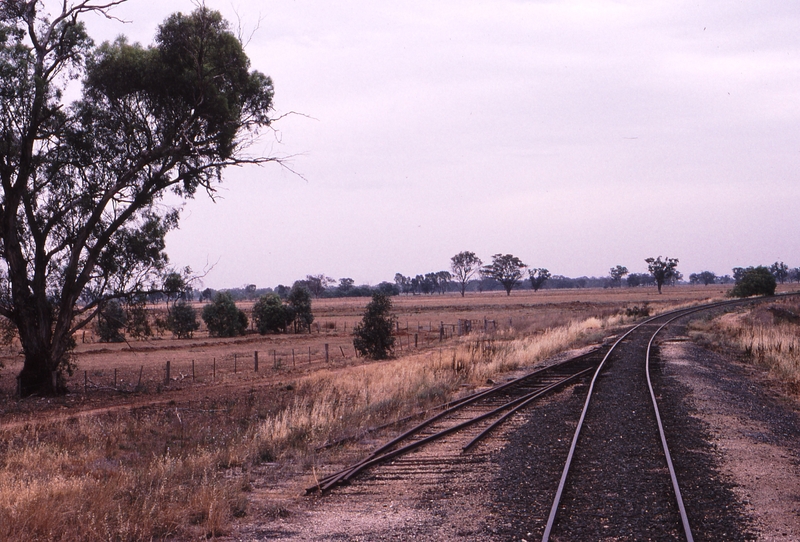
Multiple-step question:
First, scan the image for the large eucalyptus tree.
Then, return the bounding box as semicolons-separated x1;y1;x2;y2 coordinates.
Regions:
0;1;276;395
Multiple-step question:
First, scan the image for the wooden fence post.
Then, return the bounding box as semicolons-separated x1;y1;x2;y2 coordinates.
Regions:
192;359;195;381
415;333;418;348
234;353;237;374
292;348;296;367
325;343;329;363
165;360;170;385
84;371;87;394
254;351;259;372
213;358;216;380
114;368;117;390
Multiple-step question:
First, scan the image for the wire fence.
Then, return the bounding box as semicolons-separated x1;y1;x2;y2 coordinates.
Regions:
69;317;502;397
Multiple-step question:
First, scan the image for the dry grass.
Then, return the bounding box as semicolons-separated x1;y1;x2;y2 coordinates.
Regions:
689;297;800;393
0;287;733;540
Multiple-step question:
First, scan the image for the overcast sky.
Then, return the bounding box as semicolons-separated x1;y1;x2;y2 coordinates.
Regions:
79;0;800;289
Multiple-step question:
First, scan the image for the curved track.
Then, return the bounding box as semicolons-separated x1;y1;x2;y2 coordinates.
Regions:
307;348;605;494
542;299;749;541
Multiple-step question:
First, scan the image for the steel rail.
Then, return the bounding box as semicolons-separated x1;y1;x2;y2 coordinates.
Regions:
306;350;601;494
541;298;751;542
333;362;600;489
645;309;708;542
461;365;596;453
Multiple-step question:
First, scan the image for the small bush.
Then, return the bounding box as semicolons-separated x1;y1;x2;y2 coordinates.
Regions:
353;293;396;360
202;292;248;337
169;301;200;339
730;266;776;298
252;294;294;334
287;285;313;333
97;300;126;342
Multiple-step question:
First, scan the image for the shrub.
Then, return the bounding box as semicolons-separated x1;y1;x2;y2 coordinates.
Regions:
96;300;126;342
252;294;295;333
202;292;248;337
287;285;313;332
169;301;200;339
730;266;777;298
125;298;153;339
353;293;396;360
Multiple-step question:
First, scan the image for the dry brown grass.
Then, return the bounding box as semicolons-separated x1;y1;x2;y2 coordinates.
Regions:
0;286;736;540
689;296;800;393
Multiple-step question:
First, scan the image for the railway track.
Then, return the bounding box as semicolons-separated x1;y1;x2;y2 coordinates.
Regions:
307;297;779;540
306;347;606;494
541;298;753;541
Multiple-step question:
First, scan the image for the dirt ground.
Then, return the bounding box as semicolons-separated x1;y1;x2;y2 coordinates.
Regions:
0;286;731;419
2;286;798;541
227;309;800;541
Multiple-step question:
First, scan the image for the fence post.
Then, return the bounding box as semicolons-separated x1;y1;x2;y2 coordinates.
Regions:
234;353;237;374
192;359;195;381
213;358;216;380
84;371;87;394
137;366;143;390
415;333;418;348
339;345;346;359
254;351;259;372
114;368;117;390
273;350;278;369
308;346;311;363
325;343;329;363
165;360;170;385
292;348;296;367
439;322;444;342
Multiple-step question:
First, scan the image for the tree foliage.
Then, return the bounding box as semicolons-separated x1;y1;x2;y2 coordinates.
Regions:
645;256;679;294
689;271;717;285
202;292;248;337
168;301;200;339
96;300;126;343
770;261;789;284
609;265;628;287
483;254;527;296
450;251;482;297
353;293;396;360
730;266;776;298
252;293;294;333
288;284;314;332
529;268;551;292
0;2;275;395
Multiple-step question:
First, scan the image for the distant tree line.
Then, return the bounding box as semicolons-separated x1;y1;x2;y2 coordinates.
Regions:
93;255;796;344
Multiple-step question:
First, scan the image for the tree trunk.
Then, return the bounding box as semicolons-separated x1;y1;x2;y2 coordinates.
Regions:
18;350;63;396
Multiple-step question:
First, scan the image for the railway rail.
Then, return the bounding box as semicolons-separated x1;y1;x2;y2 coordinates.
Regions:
306;347;606;494
307;296;783;540
541;298;758;541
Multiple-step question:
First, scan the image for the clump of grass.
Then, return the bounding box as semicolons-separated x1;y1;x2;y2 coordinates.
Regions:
250;312;625;462
0;413;246;541
689;301;800;392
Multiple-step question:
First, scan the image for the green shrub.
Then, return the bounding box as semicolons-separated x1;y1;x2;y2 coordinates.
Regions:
97;300;127;342
353;293;396;360
202;292;248;337
730;266;776;297
287;285;314;332
252;294;295;333
169;301;200;339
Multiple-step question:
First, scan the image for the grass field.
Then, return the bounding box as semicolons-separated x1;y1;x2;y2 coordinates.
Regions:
0;284;794;540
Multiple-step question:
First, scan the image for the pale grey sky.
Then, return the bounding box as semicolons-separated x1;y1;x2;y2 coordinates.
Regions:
78;0;800;288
